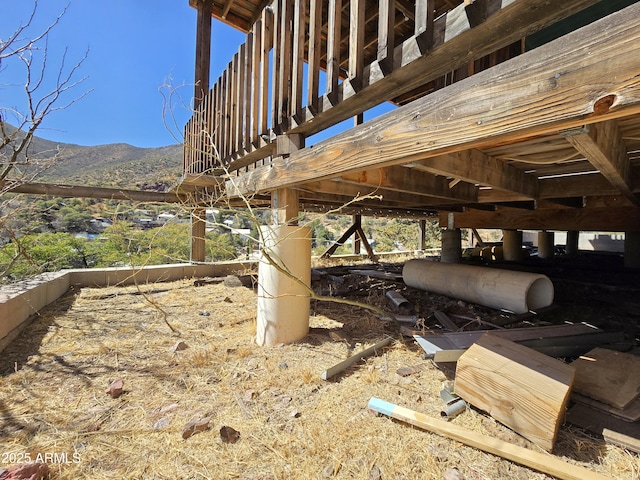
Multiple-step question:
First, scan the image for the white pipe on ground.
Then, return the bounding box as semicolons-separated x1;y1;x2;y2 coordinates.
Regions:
256;225;312;346
402;259;554;314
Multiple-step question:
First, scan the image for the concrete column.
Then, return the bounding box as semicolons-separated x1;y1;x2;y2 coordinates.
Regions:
624;231;640;269
503;229;523;262
565;230;579;256
537;231;555;259
441;228;462;263
256;135;311;346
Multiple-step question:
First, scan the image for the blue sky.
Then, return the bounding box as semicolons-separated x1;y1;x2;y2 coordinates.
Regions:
1;1;245;148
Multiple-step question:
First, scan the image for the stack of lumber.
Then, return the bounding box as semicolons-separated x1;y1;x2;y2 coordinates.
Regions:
454;334;575;451
565;348;640;452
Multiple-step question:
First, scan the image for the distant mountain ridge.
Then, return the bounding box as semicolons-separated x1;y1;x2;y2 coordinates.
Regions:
8;125;183;189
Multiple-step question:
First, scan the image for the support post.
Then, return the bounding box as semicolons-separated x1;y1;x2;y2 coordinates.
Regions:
256;135;311;346
503;229;523;262
190;0;213;263
418;219;427;251
624;231;640;269
565;230;579;256
537;230;555;259
352;214;362;254
441;228;462;263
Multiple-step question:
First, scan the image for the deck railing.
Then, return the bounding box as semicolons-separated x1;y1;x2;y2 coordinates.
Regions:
183;0;524;178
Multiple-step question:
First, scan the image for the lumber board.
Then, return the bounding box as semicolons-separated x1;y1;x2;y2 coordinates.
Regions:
227;4;640;196
572;392;640;422
570;348;640;409
321;336;393;380
455;334;575;451
566;403;640;454
368;397;608;480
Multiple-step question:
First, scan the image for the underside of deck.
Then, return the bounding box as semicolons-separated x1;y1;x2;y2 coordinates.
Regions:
179;0;640;234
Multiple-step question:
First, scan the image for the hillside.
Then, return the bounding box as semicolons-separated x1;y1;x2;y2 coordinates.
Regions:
5;125;183;189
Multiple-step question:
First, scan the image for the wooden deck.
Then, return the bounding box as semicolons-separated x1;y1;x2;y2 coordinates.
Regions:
180;0;640;232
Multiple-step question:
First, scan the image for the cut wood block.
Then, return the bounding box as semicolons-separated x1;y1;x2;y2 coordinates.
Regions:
570;348;640;409
455;334;575;451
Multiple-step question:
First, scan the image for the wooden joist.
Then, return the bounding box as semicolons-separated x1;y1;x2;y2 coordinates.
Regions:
455;334;575;451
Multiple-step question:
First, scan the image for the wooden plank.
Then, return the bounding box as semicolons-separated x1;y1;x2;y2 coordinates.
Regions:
433;349;465;363
377;0;395;74
306;0;322;111
250;20;261;146
321;336;393;380
347;0;365;91
434;310;458;332
270;0;281;133
237;44;246;154
326;0;342;103
368;397;608;480
566;403;640;453
291;0;306;119
277;0;293;126
443;205;640;232
414;0;435;53
259;7;271;139
455;334;575;451
572;392;640;423
227;3;640;195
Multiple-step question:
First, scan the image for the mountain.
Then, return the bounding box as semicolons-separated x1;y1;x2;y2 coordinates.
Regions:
4;124;183;190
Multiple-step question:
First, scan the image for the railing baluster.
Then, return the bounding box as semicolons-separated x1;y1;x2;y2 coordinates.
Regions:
378;0;395;74
210;83;217;168
348;0;365;91
244;34;253;153
260;7;272;141
222;64;231;161
307;0;322;113
250;20;261;147
277;0;293;129
326;0;342;104
230;52;239;159
291;0;306;121
215;75;223;164
415;0;435;53
270;0;281;134
237;44;246;155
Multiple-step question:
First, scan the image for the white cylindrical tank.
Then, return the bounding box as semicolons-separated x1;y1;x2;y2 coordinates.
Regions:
402;259;553;314
256;225;312;346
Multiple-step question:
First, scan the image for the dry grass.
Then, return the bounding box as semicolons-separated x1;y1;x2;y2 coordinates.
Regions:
0;275;638;479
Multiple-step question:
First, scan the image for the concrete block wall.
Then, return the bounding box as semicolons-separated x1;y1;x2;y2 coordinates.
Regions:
0;261;256;353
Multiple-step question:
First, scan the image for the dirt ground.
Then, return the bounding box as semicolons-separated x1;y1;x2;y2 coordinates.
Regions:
1;253;639;479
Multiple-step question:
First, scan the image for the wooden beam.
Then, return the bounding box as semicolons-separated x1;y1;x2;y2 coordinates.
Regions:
563;121;639;205
413;149;538;198
191;207;206;263
306;0;322;112
340;166;478;202
441;205;640;232
3;182;184;203
193;0;213;108
227;4;640;196
321;337;393;380
368;397;609;480
346;0;365;92
377;0;396;74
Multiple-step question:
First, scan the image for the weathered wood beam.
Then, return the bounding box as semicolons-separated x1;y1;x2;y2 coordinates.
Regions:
411;149;538;198
227;5;640;197
441;205;640;232
4;181;184;203
563;121;639;206
299;179;449;207
340;166;478;203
